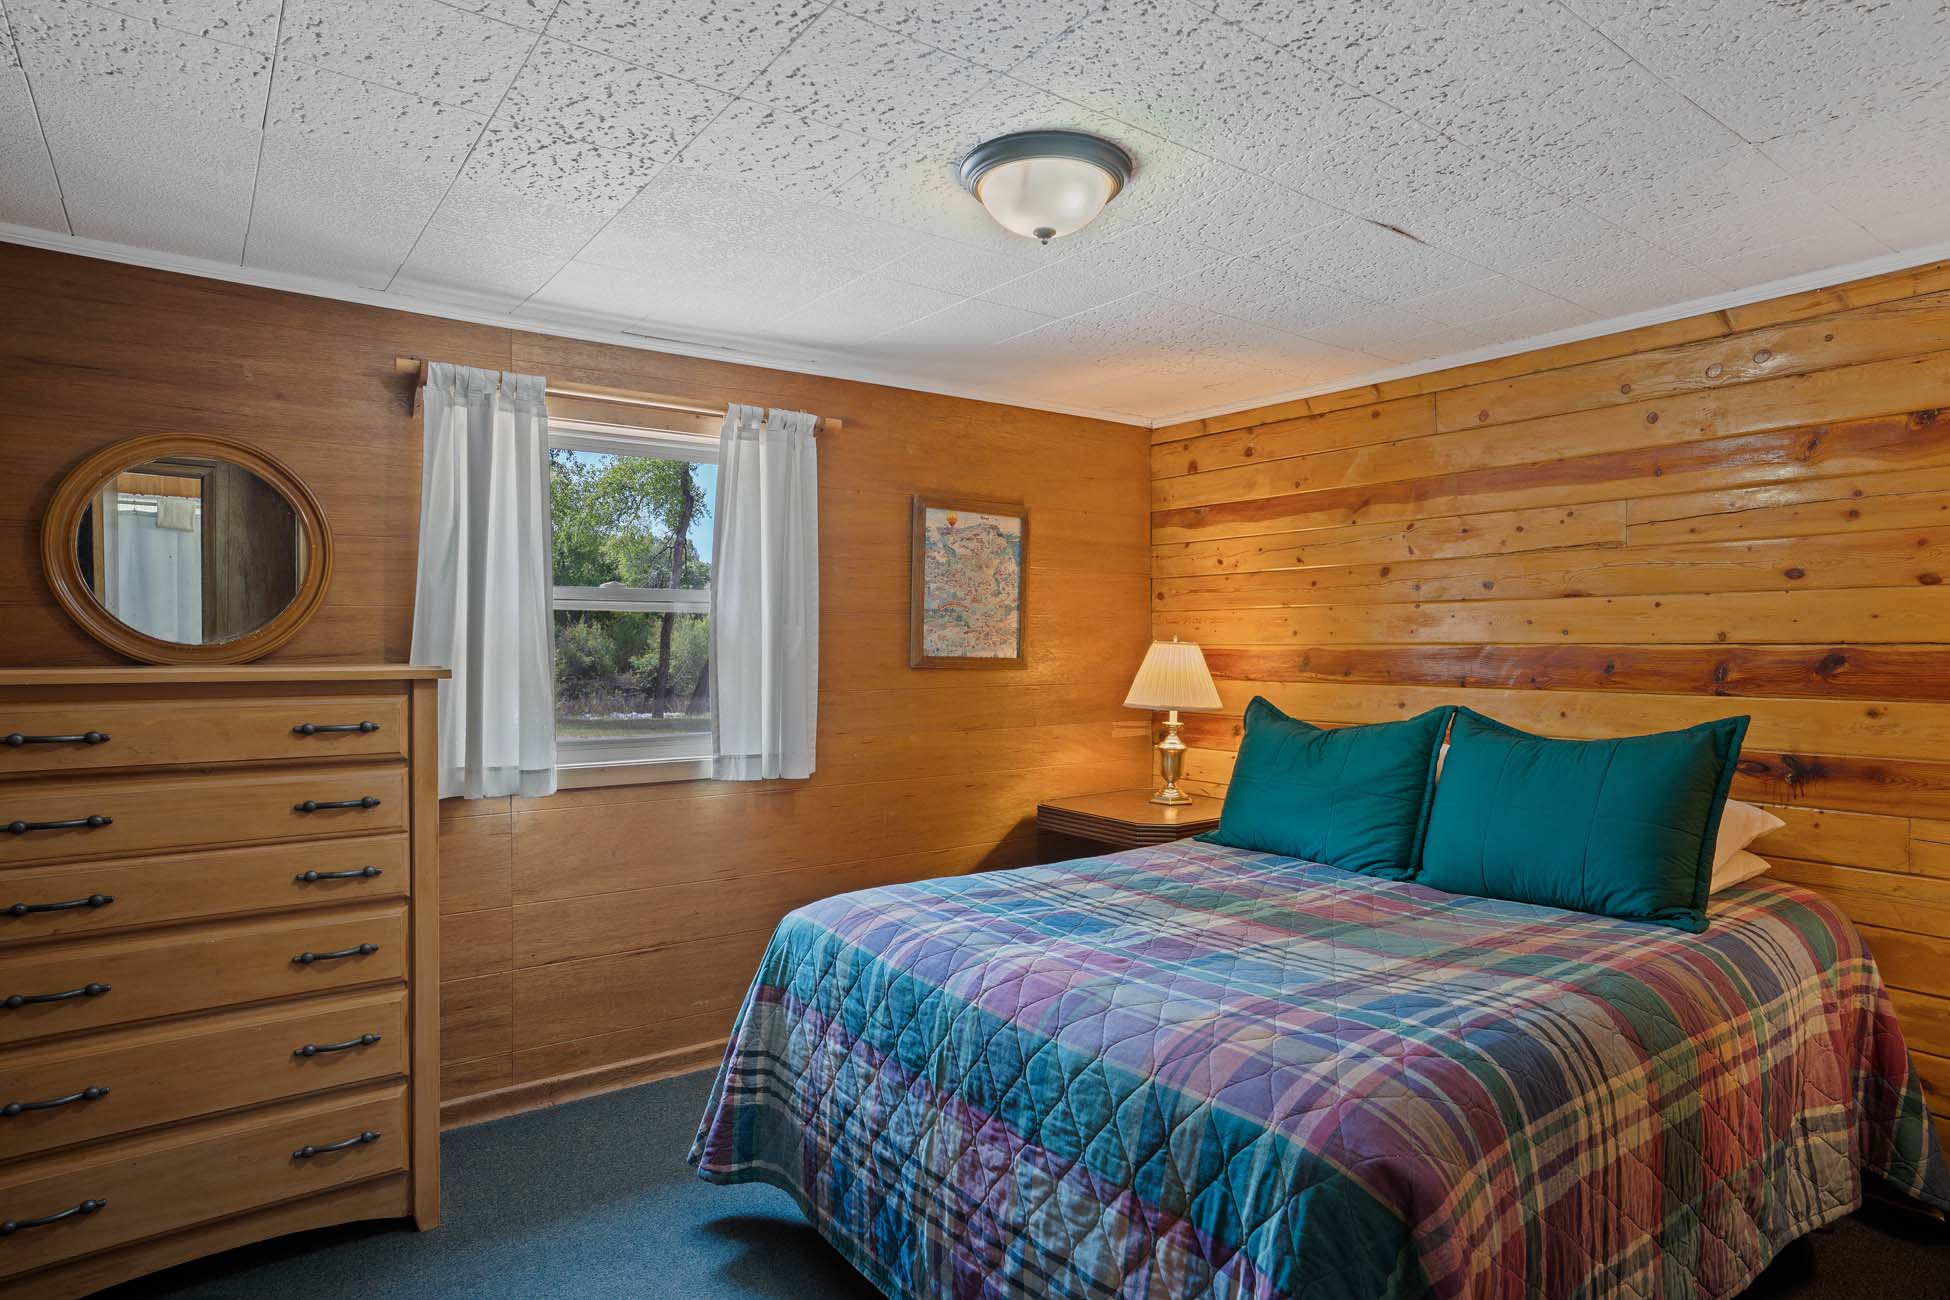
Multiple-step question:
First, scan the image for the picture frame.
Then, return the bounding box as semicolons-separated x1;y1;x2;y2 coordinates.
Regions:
909;494;1029;669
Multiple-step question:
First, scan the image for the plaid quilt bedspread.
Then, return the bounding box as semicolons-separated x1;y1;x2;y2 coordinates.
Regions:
690;840;1949;1300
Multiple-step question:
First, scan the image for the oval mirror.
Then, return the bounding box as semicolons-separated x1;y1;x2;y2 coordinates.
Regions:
42;435;332;664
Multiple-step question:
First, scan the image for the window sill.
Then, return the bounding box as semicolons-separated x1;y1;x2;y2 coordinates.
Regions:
555;756;713;790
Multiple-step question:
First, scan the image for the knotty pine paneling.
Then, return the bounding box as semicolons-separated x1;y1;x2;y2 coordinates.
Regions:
0;244;1152;1119
1153;259;1950;1120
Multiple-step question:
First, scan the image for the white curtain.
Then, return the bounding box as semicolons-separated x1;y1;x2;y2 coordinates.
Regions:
712;404;818;780
100;488;201;642
411;363;557;799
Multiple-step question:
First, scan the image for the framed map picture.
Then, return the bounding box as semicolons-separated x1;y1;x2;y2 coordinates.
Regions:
910;495;1028;668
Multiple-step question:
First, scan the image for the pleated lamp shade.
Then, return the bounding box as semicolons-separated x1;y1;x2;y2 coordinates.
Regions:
1123;639;1221;712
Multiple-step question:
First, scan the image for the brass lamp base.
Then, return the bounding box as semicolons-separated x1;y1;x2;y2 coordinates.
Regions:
1151;709;1193;805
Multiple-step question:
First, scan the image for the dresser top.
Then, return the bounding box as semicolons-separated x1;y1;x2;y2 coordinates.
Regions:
0;664;450;685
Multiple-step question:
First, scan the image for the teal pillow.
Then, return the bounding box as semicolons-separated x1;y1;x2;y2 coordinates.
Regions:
1417;708;1750;931
1200;697;1454;878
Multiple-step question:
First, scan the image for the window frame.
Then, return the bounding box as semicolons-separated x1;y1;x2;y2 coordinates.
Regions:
549;419;719;780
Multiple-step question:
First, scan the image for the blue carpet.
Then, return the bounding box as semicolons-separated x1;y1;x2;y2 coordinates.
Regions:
99;1069;1944;1299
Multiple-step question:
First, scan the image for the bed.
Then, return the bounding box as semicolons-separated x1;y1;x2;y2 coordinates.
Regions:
690;839;1950;1300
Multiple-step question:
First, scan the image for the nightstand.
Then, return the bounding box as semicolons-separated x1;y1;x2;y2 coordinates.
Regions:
1036;789;1222;851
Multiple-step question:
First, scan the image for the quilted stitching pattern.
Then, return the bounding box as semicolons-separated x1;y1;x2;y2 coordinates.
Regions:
691;841;1950;1300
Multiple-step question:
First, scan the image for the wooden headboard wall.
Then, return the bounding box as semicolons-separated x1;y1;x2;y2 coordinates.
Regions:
1149;259;1950;1132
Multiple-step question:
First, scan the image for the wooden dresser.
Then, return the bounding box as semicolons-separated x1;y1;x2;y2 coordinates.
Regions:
0;666;443;1298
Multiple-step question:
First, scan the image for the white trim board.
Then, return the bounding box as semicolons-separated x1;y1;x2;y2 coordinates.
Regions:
5;223;1947;432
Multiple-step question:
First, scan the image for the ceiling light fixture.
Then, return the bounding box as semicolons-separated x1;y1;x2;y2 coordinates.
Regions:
959;130;1133;246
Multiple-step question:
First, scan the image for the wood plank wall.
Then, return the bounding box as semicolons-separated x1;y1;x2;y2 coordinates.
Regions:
0;244;1153;1122
1150;259;1950;1134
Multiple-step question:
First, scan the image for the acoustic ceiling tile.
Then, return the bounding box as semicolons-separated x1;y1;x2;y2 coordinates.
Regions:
262;57;484;175
874;297;1054;351
278;0;535;114
976;256;1136;318
545;0;823;95
453;120;658;216
1563;0;1950;146
421;164;623;264
11;0;265;257
12;0;268;150
876;234;1043;297
1405;191;1623;275
439;0;556;33
1255;218;1492;306
519;258;671;329
1698;225;1890;291
1365;323;1493;365
1299;304;1446;357
251;63;486;288
1012;1;1371;177
1047;223;1230;297
243;209;424;288
740;9;994;142
64;0;282;51
391;225;570;312
1151;257;1372;336
1402;276;1561;330
777;273;965;343
0;10;64;233
833;0;1096;72
54;145;255;260
1467;298;1599;343
1859;206;1950;253
1147;166;1342;257
498;37;729;165
677;98;891;200
1629;187;1867;267
1511;242;1727;317
574;221;735;280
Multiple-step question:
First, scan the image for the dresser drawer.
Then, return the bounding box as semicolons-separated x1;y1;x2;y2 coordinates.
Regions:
0;694;408;776
0;765;407;867
0;907;404;1047
0;1084;407;1282
0;989;407;1163
0;835;409;942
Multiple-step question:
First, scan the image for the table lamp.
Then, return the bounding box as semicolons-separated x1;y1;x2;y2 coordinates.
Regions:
1123;637;1221;805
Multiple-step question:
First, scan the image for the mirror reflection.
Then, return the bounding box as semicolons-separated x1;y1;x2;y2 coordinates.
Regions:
74;454;307;646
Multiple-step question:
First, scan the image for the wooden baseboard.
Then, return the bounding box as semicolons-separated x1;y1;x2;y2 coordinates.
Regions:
440;1037;728;1129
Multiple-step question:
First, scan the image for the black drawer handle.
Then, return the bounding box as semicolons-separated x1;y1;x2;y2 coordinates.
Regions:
5;815;112;835
3;983;110;1009
294;1129;380;1159
292;722;381;735
295;866;382;883
7;893;113;917
291;944;377;966
4;732;109;747
294;798;380;813
294;1033;381;1058
1;1198;107;1235
2;1085;110;1117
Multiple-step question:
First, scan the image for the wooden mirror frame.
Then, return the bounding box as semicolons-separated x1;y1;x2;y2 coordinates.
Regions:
41;434;334;664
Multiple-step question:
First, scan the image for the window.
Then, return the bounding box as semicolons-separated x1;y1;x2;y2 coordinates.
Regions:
549;421;718;773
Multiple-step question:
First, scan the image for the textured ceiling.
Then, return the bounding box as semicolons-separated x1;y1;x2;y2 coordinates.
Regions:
1;0;1945;424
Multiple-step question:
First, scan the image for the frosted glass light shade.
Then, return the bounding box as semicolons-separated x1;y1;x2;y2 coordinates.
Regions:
959;130;1133;245
975;157;1117;243
1123;639;1221;712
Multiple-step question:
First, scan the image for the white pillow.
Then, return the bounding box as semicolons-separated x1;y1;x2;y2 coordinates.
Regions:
1714;799;1783;871
1710;849;1773;894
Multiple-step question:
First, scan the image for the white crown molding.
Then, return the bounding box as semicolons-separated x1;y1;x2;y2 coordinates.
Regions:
7;222;1948;432
0;224;1155;427
1151;239;1950;428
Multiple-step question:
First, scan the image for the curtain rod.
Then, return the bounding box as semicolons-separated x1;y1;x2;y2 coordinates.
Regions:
393;357;841;431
